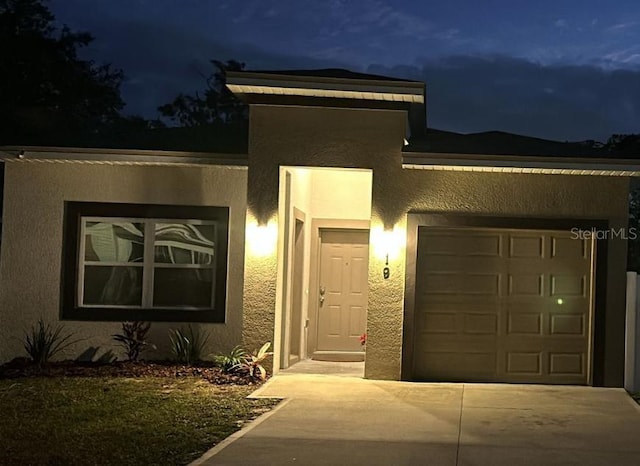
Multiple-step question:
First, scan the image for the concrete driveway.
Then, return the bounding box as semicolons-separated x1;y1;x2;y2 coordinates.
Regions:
193;374;640;466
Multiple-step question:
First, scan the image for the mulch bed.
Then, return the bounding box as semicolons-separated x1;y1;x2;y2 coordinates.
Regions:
0;358;261;385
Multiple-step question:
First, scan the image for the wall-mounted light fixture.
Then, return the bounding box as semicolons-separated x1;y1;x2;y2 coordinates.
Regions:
246;220;277;257
371;225;405;279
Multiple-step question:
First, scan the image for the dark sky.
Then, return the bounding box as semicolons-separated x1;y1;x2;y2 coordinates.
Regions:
49;0;640;142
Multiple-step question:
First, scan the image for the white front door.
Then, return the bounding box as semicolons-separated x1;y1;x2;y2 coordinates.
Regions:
316;229;369;352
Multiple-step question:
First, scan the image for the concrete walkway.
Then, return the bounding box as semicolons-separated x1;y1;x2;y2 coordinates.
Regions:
193;374;640;466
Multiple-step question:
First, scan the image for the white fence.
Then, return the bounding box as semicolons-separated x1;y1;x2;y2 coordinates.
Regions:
625;272;640;392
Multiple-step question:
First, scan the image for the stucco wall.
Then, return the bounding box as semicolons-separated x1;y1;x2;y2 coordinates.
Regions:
244;104;630;386
397;170;629;385
309;169;372;220
242;105;404;359
0;161;247;363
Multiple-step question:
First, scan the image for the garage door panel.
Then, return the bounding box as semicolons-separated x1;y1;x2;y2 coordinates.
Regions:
551;236;589;259
413;227;593;385
506;352;543;375
420;232;502;256
463;313;498;334
504;331;586;345
418;311;499;334
416;352;497;380
551;275;588;297
507;312;543;335
509;235;545;258
420;272;500;295
549;353;585;376
417;255;505;274
549;313;586;336
508;274;544;296
418;312;457;333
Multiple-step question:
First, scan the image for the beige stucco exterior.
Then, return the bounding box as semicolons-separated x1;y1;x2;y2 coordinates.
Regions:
0;99;631;387
0;161;248;361
242;104;630;386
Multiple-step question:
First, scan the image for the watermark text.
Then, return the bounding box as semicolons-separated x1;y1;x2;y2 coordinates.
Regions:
570;227;637;240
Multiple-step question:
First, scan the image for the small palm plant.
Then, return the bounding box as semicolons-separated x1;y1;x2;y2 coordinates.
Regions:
213;346;247;373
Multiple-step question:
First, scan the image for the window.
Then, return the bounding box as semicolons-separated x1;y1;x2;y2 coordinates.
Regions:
62;203;229;322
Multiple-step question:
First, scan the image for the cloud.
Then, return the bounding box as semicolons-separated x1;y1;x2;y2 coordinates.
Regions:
368;55;640;142
608;21;640;32
555;19;568;28
602;46;640;67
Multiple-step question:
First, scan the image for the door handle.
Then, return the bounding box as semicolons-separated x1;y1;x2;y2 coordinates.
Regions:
319;286;325;305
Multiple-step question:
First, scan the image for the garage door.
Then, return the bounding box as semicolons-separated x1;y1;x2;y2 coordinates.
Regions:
412;227;593;385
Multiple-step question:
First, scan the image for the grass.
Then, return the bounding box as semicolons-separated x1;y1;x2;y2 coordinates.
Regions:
0;377;278;465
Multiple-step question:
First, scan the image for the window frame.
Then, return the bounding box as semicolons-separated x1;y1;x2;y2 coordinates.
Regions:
62;202;229;323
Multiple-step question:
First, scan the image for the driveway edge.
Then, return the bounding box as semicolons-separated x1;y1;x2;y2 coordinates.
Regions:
189;396;290;466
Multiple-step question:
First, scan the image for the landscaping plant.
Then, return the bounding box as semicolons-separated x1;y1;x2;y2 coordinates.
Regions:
241;342;272;381
112;321;154;362
213;346;246;373
169;325;210;365
23;319;79;367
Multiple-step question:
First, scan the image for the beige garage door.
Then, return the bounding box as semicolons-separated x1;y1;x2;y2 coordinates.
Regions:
413;227;594;385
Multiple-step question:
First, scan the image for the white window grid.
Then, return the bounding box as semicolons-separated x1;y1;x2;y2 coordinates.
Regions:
78;216;217;309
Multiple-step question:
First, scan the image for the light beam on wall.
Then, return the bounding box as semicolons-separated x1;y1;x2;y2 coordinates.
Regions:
371;225;405;262
247;221;278;257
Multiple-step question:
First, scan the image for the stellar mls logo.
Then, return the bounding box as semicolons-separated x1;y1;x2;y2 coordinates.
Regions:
570;227;638;240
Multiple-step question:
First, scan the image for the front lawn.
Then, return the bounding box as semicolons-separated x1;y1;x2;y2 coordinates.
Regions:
0;377;278;465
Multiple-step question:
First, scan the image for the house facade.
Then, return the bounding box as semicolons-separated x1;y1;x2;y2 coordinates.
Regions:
0;70;635;386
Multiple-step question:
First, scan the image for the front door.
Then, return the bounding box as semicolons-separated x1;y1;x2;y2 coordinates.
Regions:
316;229;369;353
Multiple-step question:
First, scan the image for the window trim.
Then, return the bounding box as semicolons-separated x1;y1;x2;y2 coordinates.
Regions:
62;202;229;323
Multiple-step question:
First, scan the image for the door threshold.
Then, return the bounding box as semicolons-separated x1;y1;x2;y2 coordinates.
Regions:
312;351;365;362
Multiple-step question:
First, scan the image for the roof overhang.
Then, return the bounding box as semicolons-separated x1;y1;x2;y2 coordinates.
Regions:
0;146;248;166
403;152;640;176
226;71;425;104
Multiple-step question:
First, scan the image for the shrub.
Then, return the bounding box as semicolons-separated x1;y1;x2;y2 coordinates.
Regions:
169;325;210;365
213;346;246;373
240;342;272;381
23;319;79;367
112;322;154;362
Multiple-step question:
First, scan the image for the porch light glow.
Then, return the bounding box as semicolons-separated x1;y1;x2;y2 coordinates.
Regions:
371;225;405;262
247;221;277;257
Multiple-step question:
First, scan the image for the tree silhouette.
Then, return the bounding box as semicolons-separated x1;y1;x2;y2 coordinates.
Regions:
606;134;640;157
158;59;248;127
609;135;640;272
0;0;125;143
629;182;640;273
